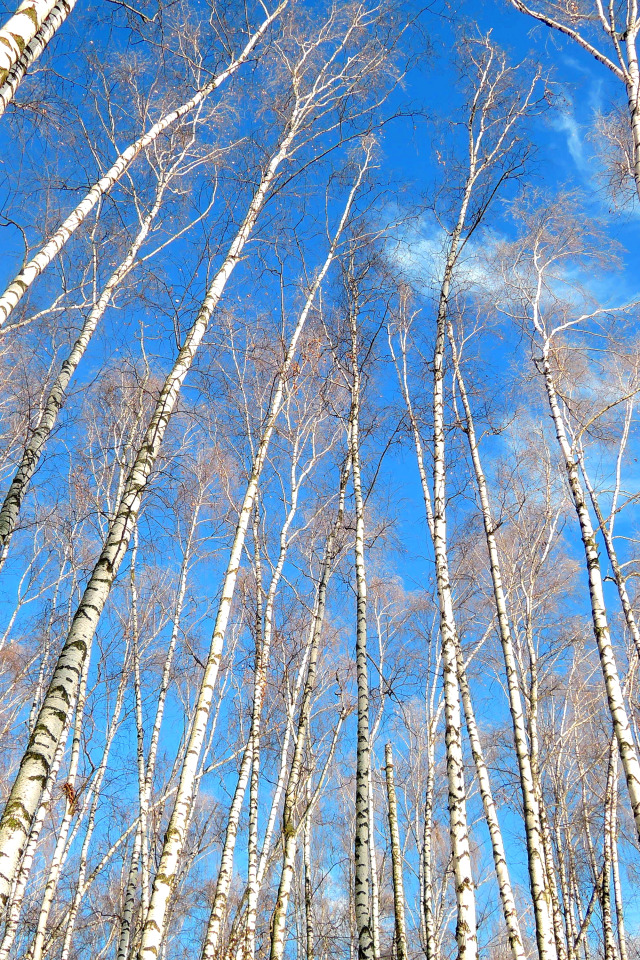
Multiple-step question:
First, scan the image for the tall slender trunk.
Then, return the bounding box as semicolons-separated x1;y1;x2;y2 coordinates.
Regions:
200;452;308;960
368;763;381;960
385;743;408;960
445;320;557;960
600;737;621;960
113;500;200;958
141;157;370;960
0;107;303;911
536;344;640;842
432;246;477;960
216;636;316;956
268;457;351;960
553;794;578;960
116;825;142;960
524;606;567;960
303;780;314;960
421;729;437;960
0;174;168;569
130;526;151;922
454;645;525;960
347;288;374;960
245;505;263;960
610;743;628;960
0;1;286;329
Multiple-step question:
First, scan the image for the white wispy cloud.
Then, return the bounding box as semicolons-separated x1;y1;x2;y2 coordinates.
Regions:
550;109;586;171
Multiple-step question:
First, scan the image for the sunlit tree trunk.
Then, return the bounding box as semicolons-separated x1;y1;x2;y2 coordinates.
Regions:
58;651;130;960
432;238;478;960
201;443;312;959
523;603;567;960
535;336;640;843
0;96;299;913
346;277;375;960
268;452;351;960
303;779;314;960
610;743;629;960
455;643;525;960
0;0;60;86
0;0;75;116
24;649;92;960
245;505;263;960
446;320;557;960
0;1;286;329
421;728;437;960
385;743;408;960
0;710;74;960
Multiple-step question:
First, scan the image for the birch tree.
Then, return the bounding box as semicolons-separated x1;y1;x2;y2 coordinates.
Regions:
508;0;640;204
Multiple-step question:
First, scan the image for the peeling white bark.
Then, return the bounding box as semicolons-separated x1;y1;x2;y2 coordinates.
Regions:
0;0;59;85
0;0;75;116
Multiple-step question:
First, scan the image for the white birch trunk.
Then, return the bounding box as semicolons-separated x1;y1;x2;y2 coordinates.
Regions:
0;712;72;960
245;508;263;960
268;458;350;960
603;745;619;960
348;292;374;960
139;152;369;960
610;745;629;960
0;0;75;115
455;645;525;960
303;780;314;960
432;246;478;960
446;321;557;960
523;605;567;960
0;102;296;913
422;729;437;960
23;648;92;960
384;743;408;960
0;1;287;329
212;636;315;957
125;526;151;942
116;825;142;960
0;0;58;84
0;175;167;570
368;762;380;960
58;653;129;960
623;24;640;201
537;345;640;842
200;463;305;959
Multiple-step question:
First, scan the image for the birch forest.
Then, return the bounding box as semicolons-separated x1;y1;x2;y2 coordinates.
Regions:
1;0;640;958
